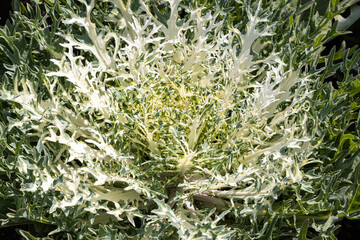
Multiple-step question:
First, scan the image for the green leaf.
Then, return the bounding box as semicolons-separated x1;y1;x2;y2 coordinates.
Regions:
348;165;360;215
299;219;309;240
17;229;38;240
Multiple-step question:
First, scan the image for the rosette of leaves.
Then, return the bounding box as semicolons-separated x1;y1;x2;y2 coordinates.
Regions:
0;0;359;239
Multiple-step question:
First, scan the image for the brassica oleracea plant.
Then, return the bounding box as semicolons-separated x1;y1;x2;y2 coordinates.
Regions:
1;0;360;239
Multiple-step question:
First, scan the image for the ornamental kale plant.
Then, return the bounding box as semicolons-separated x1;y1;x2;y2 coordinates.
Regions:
0;0;360;239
